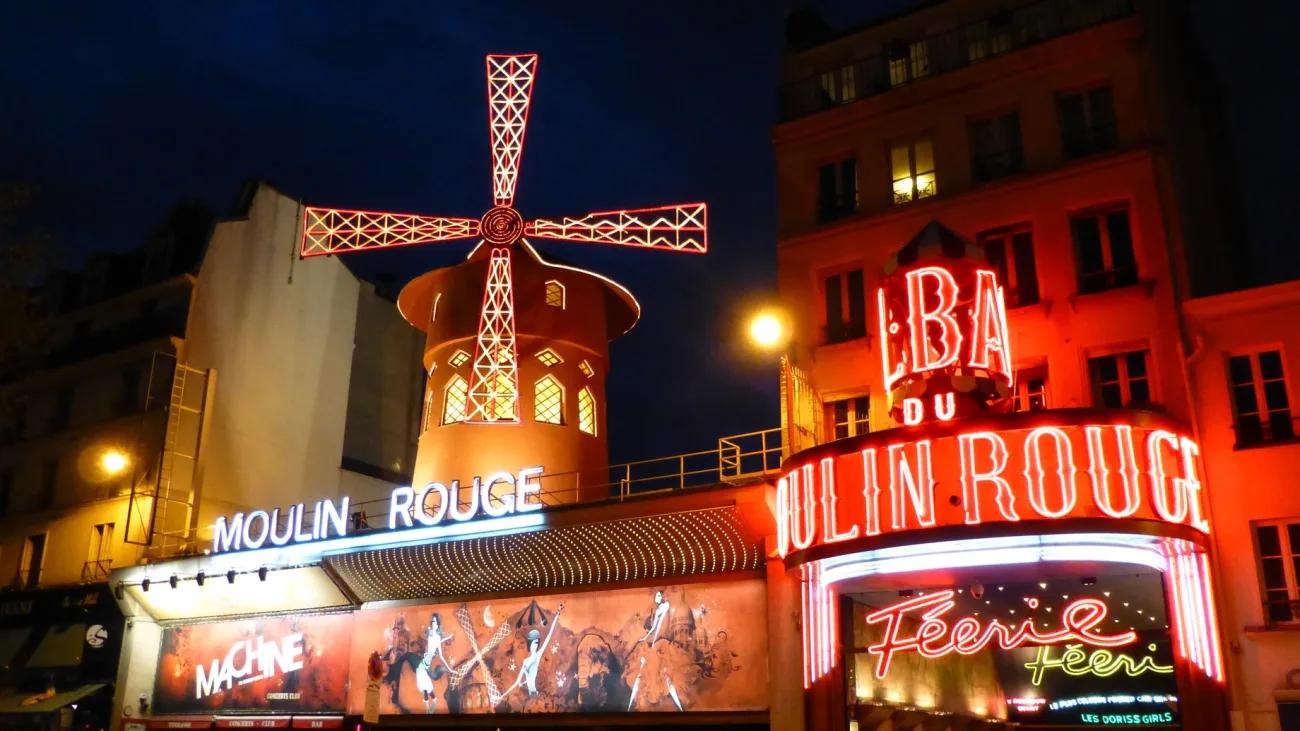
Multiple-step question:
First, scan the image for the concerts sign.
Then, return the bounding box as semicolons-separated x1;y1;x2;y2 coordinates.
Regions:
776;409;1209;557
153;614;352;713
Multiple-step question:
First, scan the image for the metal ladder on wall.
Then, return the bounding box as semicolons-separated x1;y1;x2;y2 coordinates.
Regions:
124;353;209;558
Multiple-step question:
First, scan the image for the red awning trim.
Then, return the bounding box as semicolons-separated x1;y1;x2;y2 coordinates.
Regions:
290;717;344;729
214;717;292;729
146;718;213;730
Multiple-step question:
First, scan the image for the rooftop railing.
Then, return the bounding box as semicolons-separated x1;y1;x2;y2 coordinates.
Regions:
779;0;1132;121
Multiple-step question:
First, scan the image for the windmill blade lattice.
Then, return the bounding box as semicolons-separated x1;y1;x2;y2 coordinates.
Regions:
297;53;708;425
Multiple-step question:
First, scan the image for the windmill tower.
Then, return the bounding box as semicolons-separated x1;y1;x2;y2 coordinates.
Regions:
300;55;707;502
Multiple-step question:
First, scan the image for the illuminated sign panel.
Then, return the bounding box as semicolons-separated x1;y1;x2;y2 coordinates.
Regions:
776;412;1208;559
153;614;352;713
211;466;544;554
346;579;768;715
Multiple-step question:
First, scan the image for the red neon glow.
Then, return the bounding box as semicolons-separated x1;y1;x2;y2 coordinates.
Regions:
957;431;1019;524
1085;425;1142;518
864;590;1136;680
1023;426;1079;519
297;54;709;425
466;247;519;423
800;563;836;689
906;267;962;373
878;287;905;392
967;269;1013;373
775;416;1211;560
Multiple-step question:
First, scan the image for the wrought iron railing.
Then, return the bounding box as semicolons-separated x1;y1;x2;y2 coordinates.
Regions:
81;559;112;583
331;427;783;534
779;0;1132;121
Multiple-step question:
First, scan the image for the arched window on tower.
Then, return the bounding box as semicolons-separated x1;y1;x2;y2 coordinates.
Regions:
422;388;434;433
577;386;597;436
545;280;565;308
535;375;564;425
442;375;469;425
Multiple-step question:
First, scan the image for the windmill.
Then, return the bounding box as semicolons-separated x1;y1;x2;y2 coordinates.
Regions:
300;54;707;425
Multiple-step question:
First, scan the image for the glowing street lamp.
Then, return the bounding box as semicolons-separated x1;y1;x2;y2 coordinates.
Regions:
748;309;789;351
100;448;130;477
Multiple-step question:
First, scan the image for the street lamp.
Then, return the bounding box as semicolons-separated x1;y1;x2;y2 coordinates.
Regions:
747;309;789;351
99;448;130;477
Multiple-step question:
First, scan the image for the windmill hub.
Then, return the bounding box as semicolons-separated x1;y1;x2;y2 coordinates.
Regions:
480;205;525;245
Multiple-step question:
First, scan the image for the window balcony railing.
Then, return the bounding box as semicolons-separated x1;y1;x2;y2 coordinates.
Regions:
1063;122;1119;159
1263;597;1300;625
82;559;112;583
779;0;1132;121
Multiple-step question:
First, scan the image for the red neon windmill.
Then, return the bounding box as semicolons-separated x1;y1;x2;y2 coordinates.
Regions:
300;54;707;424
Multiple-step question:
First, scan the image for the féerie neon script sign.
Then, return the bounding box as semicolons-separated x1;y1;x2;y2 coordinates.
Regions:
211;466;544;553
864;589;1136;679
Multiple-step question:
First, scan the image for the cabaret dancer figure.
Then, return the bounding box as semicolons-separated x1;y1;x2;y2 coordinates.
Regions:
504;603;565;700
415;613;453;712
640;590;671;644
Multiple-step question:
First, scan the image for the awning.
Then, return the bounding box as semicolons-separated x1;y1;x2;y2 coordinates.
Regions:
0;683;105;714
25;624;85;668
0;628;31;671
146;717;213;730
214;718;291;729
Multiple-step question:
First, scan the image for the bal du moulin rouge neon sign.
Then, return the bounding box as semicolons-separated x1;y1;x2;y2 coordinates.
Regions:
776;258;1210;558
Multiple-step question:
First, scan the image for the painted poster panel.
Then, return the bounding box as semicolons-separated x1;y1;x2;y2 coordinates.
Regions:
348;580;768;715
153;613;352;713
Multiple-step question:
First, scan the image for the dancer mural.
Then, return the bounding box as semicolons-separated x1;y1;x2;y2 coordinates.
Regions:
347;580;767;715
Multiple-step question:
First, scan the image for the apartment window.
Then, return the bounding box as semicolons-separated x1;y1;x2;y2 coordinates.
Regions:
979;227;1039;306
1255;521;1300;623
1013;366;1049;412
969;112;1024;182
85;523;114;581
545;280;565;308
51;387;73;431
20;534;45;589
442;376;469;425
829;397;869;440
577;387;597;436
1089;350;1151;408
966;21;989;61
1059;86;1117;159
1229;350;1295;446
38;458;58;509
818;158;857;222
1072;207;1137;294
0;468;12;517
824;270;866;343
891;139;937;204
534;376;564;425
819;64;856;105
887;40;929;87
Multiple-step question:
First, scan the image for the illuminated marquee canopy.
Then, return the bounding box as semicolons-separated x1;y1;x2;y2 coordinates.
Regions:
775;410;1208;560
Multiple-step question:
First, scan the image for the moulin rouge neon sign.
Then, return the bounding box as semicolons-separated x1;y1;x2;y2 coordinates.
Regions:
864;589;1136;679
211;466;544;554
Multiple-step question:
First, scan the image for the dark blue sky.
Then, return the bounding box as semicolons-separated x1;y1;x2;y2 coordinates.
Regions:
2;1;1295;462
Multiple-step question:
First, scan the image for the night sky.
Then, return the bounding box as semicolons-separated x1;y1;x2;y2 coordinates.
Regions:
2;1;1296;462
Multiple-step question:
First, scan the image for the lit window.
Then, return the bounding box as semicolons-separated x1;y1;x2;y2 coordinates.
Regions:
535;348;563;367
891;139;936;205
1072;207;1137;294
966;21;989;61
909;40;930;79
1254;520;1300;623
979;227;1039;307
579;360;594;379
545;280;565;308
442;376;468;424
1088;350;1151;408
577;387;597;436
1013;366;1048;412
483;370;517;420
1228;350;1295;446
828;396;869;440
20;534;45;589
534;375;564;425
817;158;857;222
448;349;471;367
819;64;856;105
